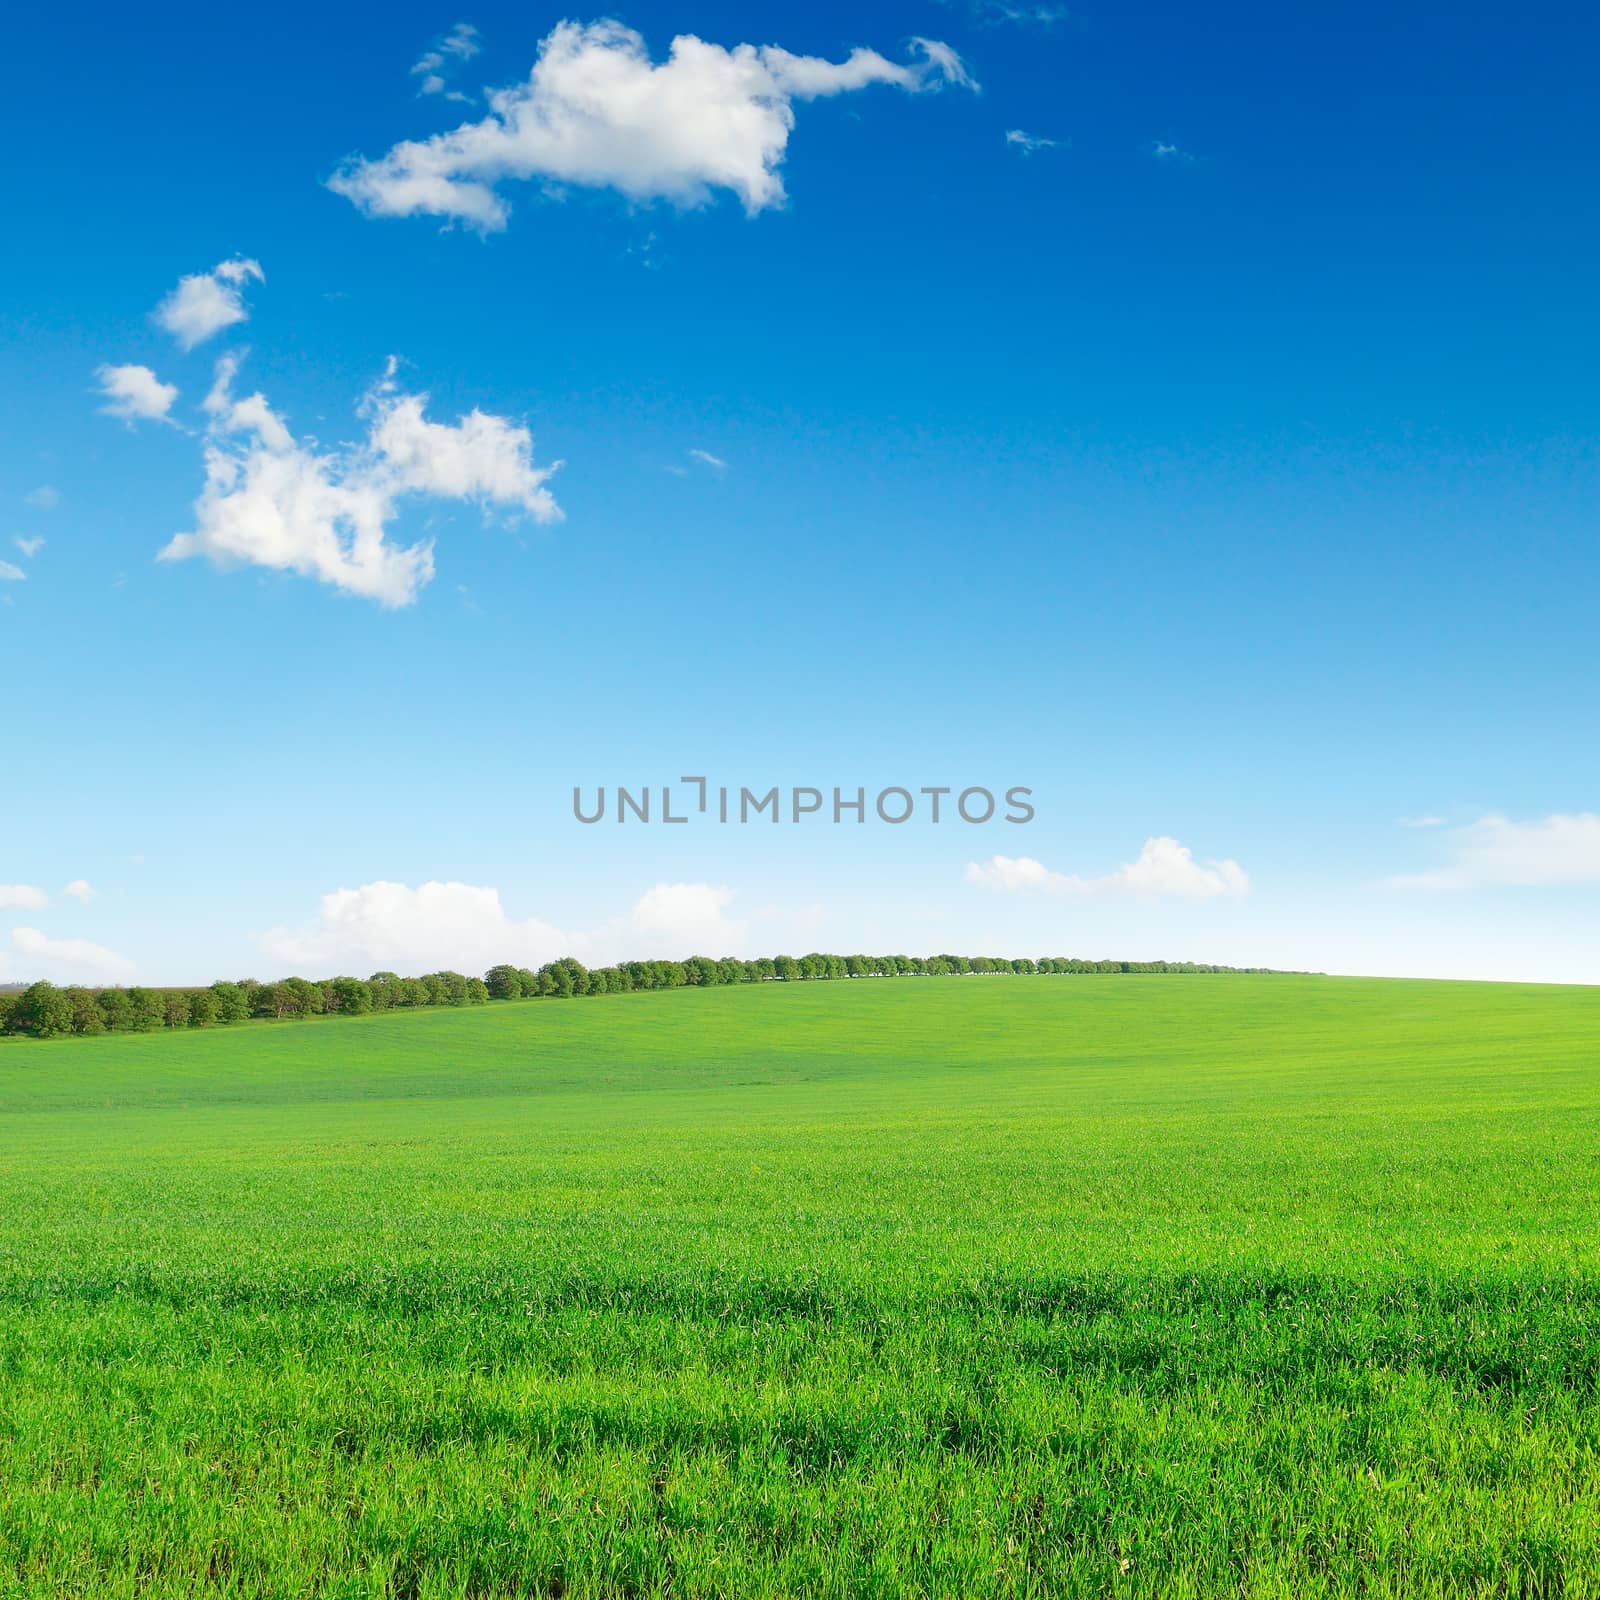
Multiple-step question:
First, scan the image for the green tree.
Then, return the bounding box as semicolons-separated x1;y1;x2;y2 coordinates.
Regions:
210;981;250;1023
485;964;524;1000
188;988;220;1028
127;988;167;1032
17;981;73;1038
328;977;373;1015
63;986;105;1036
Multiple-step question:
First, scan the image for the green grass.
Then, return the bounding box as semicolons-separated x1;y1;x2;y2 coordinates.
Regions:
3;974;1600;1597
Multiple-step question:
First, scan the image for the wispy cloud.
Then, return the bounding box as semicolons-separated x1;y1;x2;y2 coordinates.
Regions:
967;837;1249;899
953;0;1070;26
0;561;24;582
1390;813;1600;890
0;885;48;909
14;537;44;558
1150;140;1197;164
1005;128;1061;155
23;485;58;511
1398;814;1446;829
687;448;727;472
413;21;480;99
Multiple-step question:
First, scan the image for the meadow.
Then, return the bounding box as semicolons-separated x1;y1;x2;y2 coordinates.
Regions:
2;974;1599;1597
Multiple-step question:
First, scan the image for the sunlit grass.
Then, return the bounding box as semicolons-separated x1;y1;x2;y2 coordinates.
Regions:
3;975;1599;1595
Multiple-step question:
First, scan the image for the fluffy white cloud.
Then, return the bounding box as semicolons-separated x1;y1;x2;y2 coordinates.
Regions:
330;19;973;230
0;561;22;582
1151;140;1197;164
64;879;95;903
0;885;48;909
14;537;44;558
966;837;1250;899
154;258;264;349
260;877;745;972
10;927;135;980
23;485;58;510
1004;128;1059;154
158;355;561;606
96;363;179;424
1391;813;1600;890
629;882;739;949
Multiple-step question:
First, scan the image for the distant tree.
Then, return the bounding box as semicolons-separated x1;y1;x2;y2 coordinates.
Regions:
464;977;490;1005
188;988;220;1028
163;991;192;1029
63;986;105;1036
97;989;132;1031
485;964;524;1000
328;977;373;1015
127;988;167;1032
17;981;73;1038
210;981;250;1023
685;956;719;987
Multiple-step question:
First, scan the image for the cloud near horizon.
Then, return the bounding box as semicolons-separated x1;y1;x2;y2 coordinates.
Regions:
158;354;562;606
0;885;49;910
260;878;746;973
330;19;974;230
9;926;135;981
966;837;1250;899
1390;812;1600;890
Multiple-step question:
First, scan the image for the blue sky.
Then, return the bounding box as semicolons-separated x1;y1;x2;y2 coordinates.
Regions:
3;0;1597;984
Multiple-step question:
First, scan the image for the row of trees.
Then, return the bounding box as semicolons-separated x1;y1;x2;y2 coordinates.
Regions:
0;955;1283;1039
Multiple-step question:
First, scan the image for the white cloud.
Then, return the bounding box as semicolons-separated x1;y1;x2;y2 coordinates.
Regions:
0;885;48;909
10;926;135;981
0;561;22;582
14;537;44;558
64;879;95;903
260;877;745;973
96;363;179;424
1004;128;1059;154
414;21;480;96
1391;813;1600;891
158;354;561;606
330;19;974;230
966;837;1250;899
628;882;739;951
154;258;264;349
23;485;58;510
1150;140;1197;164
687;447;727;471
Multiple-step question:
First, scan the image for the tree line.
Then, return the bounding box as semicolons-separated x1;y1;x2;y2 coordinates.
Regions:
0;954;1291;1040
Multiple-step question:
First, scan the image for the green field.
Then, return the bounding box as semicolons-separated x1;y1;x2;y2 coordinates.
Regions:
4;974;1600;1597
